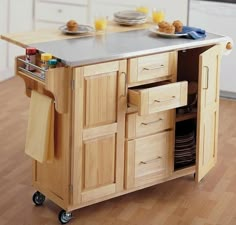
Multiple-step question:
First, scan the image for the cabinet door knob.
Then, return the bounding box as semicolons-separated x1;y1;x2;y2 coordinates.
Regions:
57;9;62;13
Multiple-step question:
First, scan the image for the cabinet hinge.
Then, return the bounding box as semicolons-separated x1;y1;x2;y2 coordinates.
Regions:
69;184;73;192
71;80;75;91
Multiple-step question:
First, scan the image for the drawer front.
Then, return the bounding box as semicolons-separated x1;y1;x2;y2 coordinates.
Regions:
128;81;188;115
125;131;173;188
126;110;174;139
128;51;177;84
35;2;87;24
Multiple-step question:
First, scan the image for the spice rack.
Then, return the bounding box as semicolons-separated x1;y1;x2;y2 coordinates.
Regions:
18;57;47;82
16;54;70;114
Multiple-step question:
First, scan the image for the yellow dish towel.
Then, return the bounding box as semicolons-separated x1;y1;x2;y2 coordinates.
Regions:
25;90;54;163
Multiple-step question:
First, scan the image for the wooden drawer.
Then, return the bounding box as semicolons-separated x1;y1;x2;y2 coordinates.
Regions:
126;110;174;139
128;81;188;115
35;2;87;24
128;51;177;84
125;131;173;188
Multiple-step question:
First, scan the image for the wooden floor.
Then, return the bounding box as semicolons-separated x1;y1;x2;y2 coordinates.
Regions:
1;77;236;225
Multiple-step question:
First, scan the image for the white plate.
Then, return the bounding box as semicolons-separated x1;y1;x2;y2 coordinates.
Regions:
149;27;188;38
59;25;95;34
114;18;147;26
114;10;146;20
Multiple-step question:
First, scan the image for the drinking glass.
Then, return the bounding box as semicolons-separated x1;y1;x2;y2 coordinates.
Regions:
94;15;108;32
152;8;165;24
136;6;149;15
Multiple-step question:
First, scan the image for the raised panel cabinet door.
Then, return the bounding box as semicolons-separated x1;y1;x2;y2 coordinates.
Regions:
196;45;222;182
72;60;127;205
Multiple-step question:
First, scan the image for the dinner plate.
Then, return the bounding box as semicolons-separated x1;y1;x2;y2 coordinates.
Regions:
114;10;147;20
59;25;95;34
149;27;188;38
114;17;147;26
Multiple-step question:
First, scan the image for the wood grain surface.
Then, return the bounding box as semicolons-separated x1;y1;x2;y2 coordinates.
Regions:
0;21;153;48
1;76;236;225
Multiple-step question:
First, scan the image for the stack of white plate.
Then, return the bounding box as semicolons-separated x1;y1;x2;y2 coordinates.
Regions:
114;10;147;25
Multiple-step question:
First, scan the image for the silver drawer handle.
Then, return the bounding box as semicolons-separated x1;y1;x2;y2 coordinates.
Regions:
140;156;162;165
154;96;176;103
143;64;164;71
141;118;163;126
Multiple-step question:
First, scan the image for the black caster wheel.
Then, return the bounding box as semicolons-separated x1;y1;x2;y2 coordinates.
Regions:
58;210;72;224
32;191;46;206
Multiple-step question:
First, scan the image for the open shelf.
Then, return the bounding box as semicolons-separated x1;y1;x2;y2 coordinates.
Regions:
176;111;197;122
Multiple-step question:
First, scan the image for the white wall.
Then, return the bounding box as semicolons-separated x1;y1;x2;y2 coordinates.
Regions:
0;0;8;80
189;0;236;93
0;0;33;81
90;0;189;24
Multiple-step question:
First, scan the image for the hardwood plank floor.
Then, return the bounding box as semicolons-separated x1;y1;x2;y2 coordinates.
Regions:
1;76;236;225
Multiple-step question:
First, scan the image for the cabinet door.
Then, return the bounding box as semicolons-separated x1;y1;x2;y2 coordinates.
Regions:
196;45;221;182
72;60;127;205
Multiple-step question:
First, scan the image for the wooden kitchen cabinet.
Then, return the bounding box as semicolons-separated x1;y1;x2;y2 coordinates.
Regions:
1;25;230;223
14;45;222;215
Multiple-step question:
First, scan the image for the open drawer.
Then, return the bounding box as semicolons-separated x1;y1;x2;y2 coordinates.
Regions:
128;81;188;115
16;55;70;114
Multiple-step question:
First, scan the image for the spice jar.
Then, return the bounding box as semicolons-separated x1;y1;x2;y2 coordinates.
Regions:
48;59;58;69
25;47;37;71
41;53;52;71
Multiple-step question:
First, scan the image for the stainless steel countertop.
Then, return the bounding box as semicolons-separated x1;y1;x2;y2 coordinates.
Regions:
30;29;229;67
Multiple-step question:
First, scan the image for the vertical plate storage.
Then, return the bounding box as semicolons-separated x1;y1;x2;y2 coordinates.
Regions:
72;60;127;206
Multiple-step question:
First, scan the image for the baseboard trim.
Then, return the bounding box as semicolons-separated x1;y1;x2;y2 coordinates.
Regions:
220;90;236;100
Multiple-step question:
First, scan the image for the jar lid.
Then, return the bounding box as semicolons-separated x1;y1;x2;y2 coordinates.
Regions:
26;47;37;54
41;53;52;61
48;59;58;65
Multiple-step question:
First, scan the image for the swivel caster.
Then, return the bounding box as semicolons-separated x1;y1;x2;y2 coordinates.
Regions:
32;191;45;206
58;210;72;224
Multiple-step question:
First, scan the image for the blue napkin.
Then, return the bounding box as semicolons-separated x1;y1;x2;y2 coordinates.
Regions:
177;26;206;39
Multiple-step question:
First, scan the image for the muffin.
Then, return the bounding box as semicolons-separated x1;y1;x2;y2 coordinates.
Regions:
158;21;175;34
163;24;175;34
172;20;183;32
66;20;78;32
158;21;169;30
